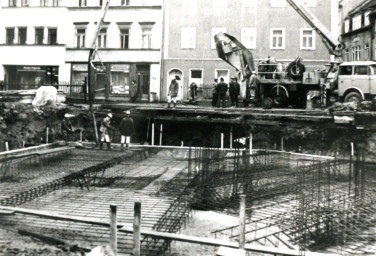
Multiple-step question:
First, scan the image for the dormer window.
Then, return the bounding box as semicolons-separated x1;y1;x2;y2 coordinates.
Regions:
352;14;362;31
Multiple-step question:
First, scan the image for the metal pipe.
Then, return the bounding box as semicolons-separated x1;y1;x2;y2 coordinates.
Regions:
110;205;117;255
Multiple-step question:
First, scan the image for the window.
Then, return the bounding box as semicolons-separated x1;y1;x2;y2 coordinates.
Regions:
120;28;129;49
352;46;361;61
48;28;57;45
6;28;15;45
35;27;44;44
9;0;17;6
189;69;203;89
181;27;196;49
21;0;30;6
75;28;86;48
365;11;371;26
354;66;368;75
141;28;152;49
241;27;256;49
40;0;48;6
79;0;87;7
243;0;256;7
352;15;362;30
52;0;59;6
121;0;130;5
339;66;352;76
270;28;285;49
270;0;286;7
97;28;107;48
344;19;350;33
300;29;315;50
212;0;227;8
215;69;229;83
344;49;350;61
18;27;27;45
211;27;226;49
365;43;370;59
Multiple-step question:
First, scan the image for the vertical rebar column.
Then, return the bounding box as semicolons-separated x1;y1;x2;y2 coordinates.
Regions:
110;205;117;255
133;202;141;256
239;194;246;249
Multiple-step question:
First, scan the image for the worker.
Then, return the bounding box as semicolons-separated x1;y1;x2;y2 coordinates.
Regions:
229;76;240;107
167;75;180;109
189;82;198;102
61;113;74;145
216;77;228;108
118;110;134;151
212;78;218;107
99;113;113;150
250;71;261;106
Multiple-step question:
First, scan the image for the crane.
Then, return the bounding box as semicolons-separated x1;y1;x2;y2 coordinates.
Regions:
88;0;111;146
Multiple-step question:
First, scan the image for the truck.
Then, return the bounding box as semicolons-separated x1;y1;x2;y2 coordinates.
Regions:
214;0;376;108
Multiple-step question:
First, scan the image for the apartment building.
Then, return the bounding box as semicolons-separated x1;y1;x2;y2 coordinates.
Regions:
161;0;339;101
0;0;162;101
340;0;376;61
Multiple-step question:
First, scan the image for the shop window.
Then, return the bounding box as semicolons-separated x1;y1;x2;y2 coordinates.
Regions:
48;28;57;45
9;0;17;7
270;28;285;49
211;27;226;49
75;28;86;48
241;27;256;49
18;27;27;45
120;28;130;49
110;64;130;95
40;0;48;6
79;0;87;7
300;29;315;50
35;27;44;45
21;0;30;6
181;27;196;49
97;28;107;48
6;28;15;45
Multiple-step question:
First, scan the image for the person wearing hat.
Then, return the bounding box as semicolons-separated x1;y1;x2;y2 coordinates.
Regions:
167;76;180;108
118;110;134;151
99;113;113;150
61;113;74;145
229;76;240;107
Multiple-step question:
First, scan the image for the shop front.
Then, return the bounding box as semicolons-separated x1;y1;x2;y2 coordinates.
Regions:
4;65;59;90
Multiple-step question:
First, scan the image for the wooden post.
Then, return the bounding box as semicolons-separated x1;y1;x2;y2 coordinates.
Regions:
239;195;246;249
281;136;284;151
159;124;163;146
351;142;354;156
133;202;141;256
110;205;117;255
46;127;49;144
5;141;9;151
221;133;224;149
249;133;253;155
230;126;233;149
151;123;155;146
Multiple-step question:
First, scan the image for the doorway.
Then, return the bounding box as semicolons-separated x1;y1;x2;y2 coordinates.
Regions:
136;65;150;101
167;69;183;100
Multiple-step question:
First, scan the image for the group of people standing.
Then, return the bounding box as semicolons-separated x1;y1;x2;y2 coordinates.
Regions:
212;76;241;108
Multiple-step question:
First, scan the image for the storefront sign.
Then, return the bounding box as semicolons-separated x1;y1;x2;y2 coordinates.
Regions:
111;64;130;72
72;64;88;72
18;66;43;71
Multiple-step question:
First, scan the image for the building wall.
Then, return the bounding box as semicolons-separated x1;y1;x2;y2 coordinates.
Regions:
162;0;339;101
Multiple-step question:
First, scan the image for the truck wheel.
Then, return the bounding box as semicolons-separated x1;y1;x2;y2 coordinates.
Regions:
272;89;288;107
287;61;305;80
344;92;362;104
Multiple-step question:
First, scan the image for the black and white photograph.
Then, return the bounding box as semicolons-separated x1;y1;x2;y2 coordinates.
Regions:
0;0;376;255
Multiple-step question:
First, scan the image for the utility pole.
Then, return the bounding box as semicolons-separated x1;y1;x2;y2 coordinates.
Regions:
88;0;111;146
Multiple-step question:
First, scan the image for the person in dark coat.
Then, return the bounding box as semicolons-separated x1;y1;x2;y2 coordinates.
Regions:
189;82;198;102
167;76;180;108
212;78;218;107
61;113;74;145
119;110;134;151
129;80;138;102
229;76;240;107
216;77;228;108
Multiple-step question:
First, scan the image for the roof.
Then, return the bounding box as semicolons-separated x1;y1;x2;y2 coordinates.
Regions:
347;0;376;17
340;61;376;65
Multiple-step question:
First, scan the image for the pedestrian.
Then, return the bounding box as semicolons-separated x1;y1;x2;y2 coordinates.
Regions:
216;77;228;108
119;110;134;151
129;80;138;103
167;75;180;109
189;82;198;102
229;76;240;107
212;78;218;107
99;113;113;150
61;113;74;145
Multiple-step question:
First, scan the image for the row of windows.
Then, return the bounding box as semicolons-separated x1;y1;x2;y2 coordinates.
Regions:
181;27;316;50
183;0;317;8
344;11;371;33
4;24;153;49
344;44;372;61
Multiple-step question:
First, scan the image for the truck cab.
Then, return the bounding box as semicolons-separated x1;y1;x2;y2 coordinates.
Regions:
337;61;376;103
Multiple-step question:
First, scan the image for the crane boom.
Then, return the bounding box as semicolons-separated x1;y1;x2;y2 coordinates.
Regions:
90;0;111;49
286;0;344;57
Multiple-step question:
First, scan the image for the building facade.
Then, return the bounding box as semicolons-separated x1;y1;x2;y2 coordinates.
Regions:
0;0;162;101
340;0;376;62
162;0;340;101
